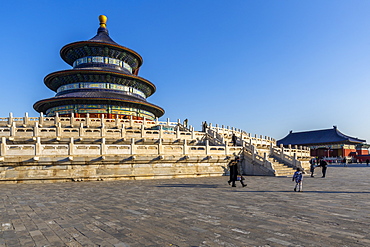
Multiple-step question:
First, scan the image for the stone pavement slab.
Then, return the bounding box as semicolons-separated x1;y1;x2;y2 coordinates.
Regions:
1;164;370;246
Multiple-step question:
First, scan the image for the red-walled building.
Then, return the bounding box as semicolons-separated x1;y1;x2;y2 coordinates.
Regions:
277;126;367;158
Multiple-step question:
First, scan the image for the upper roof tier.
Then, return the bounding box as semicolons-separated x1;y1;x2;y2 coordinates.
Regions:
60;15;143;73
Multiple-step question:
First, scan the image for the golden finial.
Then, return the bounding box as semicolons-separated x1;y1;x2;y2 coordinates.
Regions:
99;15;107;28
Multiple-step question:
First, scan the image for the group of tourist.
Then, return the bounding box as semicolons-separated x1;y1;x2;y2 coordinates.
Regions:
309;158;328;178
226;156;332;192
291;158;328;193
227;156;247;187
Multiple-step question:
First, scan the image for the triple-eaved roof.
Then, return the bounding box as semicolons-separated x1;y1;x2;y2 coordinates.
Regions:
277;126;366;146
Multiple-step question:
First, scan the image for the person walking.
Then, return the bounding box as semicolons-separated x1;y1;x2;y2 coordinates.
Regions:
231;133;237;146
202;121;207;132
309;158;315;177
366;159;369;166
292;168;303;192
343;157;347;167
318;159;328;178
228;157;246;187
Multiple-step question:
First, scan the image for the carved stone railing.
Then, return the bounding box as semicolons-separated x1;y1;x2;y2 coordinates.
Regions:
0;114;310;173
270;145;303;170
208;124;276;147
240;142;276;174
0;136;243;158
0;113;185;129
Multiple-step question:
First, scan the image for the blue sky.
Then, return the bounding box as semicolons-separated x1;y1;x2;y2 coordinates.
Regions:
1;0;370;142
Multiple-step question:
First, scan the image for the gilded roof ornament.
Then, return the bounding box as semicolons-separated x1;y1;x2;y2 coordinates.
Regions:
99;15;107;28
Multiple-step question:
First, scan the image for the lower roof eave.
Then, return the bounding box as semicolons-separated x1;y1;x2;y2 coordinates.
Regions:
33;98;165;118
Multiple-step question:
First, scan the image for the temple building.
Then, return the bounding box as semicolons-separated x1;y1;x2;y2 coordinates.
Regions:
277;126;367;158
33;15;164;120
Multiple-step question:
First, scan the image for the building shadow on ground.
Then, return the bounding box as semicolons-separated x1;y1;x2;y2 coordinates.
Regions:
156;184;219;188
232;190;370;193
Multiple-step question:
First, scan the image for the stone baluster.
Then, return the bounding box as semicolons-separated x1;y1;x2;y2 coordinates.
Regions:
1;137;6;156
8;112;13;126
183;139;188;155
176;125;180;139
281;145;284;160
115;115;119;127
157;138;162;155
101;114;104;127
159;125;163;139
101;138;106;155
205;139;209;155
86;113;90;128
39;112;44;126
54;113;59;126
69;112;75;128
23;112;29;126
35;137;41;156
101;122;105;137
143;117;147;126
10;122;16;137
130;138;135;155
79;123;84;137
56;122;62;137
225;140;228;155
33;122;39;137
141;123;145;138
121;124;126;138
69;137;74;155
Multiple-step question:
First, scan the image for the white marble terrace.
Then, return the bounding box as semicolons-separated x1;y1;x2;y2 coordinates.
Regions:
0;113;311;181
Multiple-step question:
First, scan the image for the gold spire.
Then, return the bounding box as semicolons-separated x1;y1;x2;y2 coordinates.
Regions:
99;15;107;28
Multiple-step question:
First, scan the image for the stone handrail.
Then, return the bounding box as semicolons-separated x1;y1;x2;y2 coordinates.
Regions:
0;113;183;129
241;145;275;174
205;128;225;146
270;146;303;170
0;137;243;157
278;144;311;159
208;125;276;147
0;124;203;141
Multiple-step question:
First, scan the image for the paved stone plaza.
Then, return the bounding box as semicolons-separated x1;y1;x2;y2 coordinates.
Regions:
1;165;370;247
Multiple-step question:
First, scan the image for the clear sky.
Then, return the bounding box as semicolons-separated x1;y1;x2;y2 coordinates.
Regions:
1;0;370;142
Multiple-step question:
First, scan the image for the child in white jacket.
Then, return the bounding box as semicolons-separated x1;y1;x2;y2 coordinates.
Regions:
292;168;303;192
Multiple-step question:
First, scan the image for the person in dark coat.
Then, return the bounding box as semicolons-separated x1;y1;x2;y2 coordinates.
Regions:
309;158;315;177
202;121;208;132
318;159;328;178
228;157;246;187
231;133;237;146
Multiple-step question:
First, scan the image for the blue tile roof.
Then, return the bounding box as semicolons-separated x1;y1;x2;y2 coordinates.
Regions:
277;126;366;146
89;27;118;45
